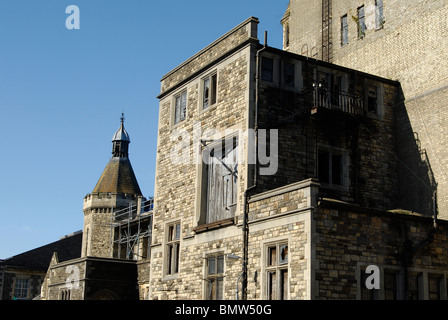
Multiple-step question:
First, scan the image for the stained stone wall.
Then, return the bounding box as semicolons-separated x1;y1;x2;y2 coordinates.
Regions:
314;200;448;300
283;0;448;218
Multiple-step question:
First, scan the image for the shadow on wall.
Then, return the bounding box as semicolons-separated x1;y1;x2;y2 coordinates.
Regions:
395;85;438;218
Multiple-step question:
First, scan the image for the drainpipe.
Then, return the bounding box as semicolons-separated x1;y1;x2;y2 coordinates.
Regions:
242;31;267;300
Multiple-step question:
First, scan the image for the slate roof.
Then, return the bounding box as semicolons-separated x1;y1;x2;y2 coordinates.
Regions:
0;231;82;271
92;157;142;196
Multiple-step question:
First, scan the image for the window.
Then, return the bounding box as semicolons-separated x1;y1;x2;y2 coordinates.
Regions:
205;255;224;300
203;73;217;109
375;0;385;29
341;15;349;46
283;62;295;87
357;6;366;38
61;289;71;300
13;278;29;300
384;272;397;300
407;273;422;300
367;85;378;113
318;149;347;187
174;90;187;124
360;268;379;300
201;137;238;225
166;222;180;275
265;242;288;300
283;22;290;49
428;275;442;300
261;57;274;82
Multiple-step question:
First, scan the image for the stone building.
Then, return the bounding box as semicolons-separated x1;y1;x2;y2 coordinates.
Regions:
148;16;448;300
0;231;81;300
34;3;448;300
39;116;152;300
282;0;447;218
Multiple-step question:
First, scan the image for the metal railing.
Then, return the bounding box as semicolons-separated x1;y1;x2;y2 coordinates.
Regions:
313;86;364;115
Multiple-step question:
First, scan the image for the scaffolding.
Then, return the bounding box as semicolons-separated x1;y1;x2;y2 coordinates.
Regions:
109;198;153;260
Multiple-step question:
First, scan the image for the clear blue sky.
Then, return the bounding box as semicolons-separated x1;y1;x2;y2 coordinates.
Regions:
0;0;287;259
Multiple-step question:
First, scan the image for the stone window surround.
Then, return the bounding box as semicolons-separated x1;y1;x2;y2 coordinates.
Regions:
203;251;225;300
199;70;218;111
260;236;291;300
194;131;241;232
171;88;188;128
163;220;181;280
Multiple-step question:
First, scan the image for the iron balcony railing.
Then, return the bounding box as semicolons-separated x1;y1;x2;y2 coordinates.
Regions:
313;86;364;115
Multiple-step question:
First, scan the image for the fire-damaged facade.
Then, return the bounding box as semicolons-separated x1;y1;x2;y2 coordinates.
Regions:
148;17;447;300
33;13;448;300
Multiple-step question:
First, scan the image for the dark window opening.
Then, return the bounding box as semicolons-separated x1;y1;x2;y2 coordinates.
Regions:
262;57;274;82
284;62;295;87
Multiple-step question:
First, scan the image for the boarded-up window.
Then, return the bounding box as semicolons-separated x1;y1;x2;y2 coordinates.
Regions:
203;138;238;224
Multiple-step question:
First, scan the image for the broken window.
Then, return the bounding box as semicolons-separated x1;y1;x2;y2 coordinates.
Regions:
206;255;224;300
174;90;187;124
202;137;238;225
318;149;346;187
203;73;217;109
341;15;348;46
265;242;288;300
262;57;274;82
375;0;385;29
357;6;366;38
166;222;180;275
283;62;295;87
